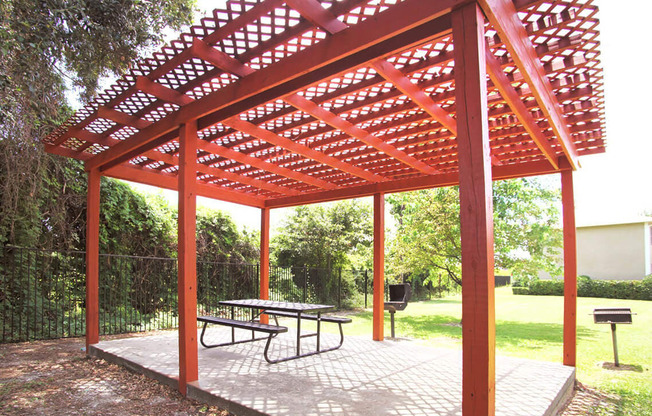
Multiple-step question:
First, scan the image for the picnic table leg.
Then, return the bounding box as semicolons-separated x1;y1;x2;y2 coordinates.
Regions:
316;312;321;352
231;307;235;343
296;312;302;356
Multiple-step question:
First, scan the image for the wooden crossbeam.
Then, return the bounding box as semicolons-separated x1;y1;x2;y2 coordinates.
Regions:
286;0;348;34
223;116;386;183
479;0;579;169
97;106;152;130
284;94;439;175
191;38;255;77
104;165;265;208
196;140;338;190
485;48;558;169
83;0;460;172
370;59;458;135
135;76;193;106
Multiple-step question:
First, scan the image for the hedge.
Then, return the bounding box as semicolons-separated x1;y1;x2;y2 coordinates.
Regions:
512;275;652;300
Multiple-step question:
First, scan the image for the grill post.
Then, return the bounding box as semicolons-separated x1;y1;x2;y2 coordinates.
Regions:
611;323;619;367
389;307;396;339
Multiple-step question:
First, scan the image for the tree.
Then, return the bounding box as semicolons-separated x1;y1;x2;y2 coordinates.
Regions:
388;178;562;287
271;200;373;271
0;0;194;249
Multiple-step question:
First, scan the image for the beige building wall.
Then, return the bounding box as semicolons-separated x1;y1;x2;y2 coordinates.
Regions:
577;222;651;280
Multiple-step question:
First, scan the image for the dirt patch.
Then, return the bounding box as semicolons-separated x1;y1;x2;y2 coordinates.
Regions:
0;335;231;416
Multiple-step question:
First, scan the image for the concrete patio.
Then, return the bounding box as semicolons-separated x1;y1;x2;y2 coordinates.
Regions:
89;327;574;416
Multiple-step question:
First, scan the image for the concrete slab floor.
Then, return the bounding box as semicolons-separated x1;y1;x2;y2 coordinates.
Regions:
90;328;574;416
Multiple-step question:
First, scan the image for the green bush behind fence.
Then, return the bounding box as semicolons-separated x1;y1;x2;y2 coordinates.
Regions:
513;275;652;300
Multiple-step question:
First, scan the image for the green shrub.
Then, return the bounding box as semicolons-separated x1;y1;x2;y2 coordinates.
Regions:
521;275;652;300
512;287;530;295
528;279;563;296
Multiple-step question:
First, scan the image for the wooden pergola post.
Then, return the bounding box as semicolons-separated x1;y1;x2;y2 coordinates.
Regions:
562;168;577;367
85;168;101;353
260;207;270;324
177;121;199;395
453;3;496;415
372;192;385;341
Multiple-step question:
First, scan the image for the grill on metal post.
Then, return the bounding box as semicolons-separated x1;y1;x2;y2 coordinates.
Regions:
384;284;411;338
592;308;634;367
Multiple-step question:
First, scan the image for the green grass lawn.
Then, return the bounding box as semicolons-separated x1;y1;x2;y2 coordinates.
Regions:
297;287;652;415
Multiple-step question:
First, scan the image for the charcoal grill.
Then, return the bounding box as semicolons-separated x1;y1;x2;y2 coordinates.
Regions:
384;283;411;338
592;307;634;366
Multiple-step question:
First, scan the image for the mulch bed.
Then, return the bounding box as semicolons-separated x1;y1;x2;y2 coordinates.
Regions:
1;334;616;415
0;334;232;416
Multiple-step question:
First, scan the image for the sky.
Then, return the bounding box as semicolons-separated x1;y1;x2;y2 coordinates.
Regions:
128;0;652;232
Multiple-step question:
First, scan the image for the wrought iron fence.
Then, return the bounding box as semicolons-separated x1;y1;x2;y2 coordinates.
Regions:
0;247;354;343
1;246;454;343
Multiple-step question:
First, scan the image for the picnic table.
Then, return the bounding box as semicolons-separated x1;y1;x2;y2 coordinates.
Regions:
198;299;351;363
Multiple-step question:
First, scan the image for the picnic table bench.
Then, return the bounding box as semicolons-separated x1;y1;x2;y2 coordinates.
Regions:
197;299;351;363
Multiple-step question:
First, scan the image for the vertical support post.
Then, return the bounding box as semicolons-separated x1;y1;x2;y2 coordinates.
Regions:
453;4;495;415
373;193;385;341
561;168;577;367
85;168;101;353
178;120;199;396
260;207;270;324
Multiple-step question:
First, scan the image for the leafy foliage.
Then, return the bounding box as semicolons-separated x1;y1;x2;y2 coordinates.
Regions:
388;178;563;286
514;275;652;300
0;0;194;251
271;200;373;270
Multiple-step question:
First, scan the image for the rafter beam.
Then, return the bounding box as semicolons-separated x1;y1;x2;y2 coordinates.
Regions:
196;140;338;190
485;47;558;169
135;76;193;106
223;116;385;183
479;0;579;169
286;0;348;34
284;93;439;175
97;106;152;130
191;38;255;78
104;165;265;208
370;59;458;135
83;0;459;172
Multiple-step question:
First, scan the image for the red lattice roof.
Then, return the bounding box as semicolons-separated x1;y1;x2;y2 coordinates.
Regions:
43;0;605;208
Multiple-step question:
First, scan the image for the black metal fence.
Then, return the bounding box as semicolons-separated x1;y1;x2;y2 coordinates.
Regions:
0;247;357;343
0;246;455;343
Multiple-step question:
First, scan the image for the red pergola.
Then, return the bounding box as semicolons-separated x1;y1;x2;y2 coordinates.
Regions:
43;0;604;414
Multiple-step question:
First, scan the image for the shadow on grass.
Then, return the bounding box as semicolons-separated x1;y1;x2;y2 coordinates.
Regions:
601;362;644;372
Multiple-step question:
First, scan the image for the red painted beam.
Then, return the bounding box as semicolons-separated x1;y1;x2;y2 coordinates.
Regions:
264;159;558;208
479;0;579;169
485;48;559;169
85;168;101;352
135;76;193;106
286;0;348;35
373;193;385;341
177;121;199;396
284;94;439;175
97;106;152;130
103;165;266;208
561;166;577;367
223;116;386;183
191;38;255;78
371;59;458;135
453;4;496;415
83;0;461;172
197;140;338;190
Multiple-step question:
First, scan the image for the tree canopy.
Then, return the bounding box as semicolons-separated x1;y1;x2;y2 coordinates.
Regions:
388;178;562;286
271;200;373;271
0;0;194;250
